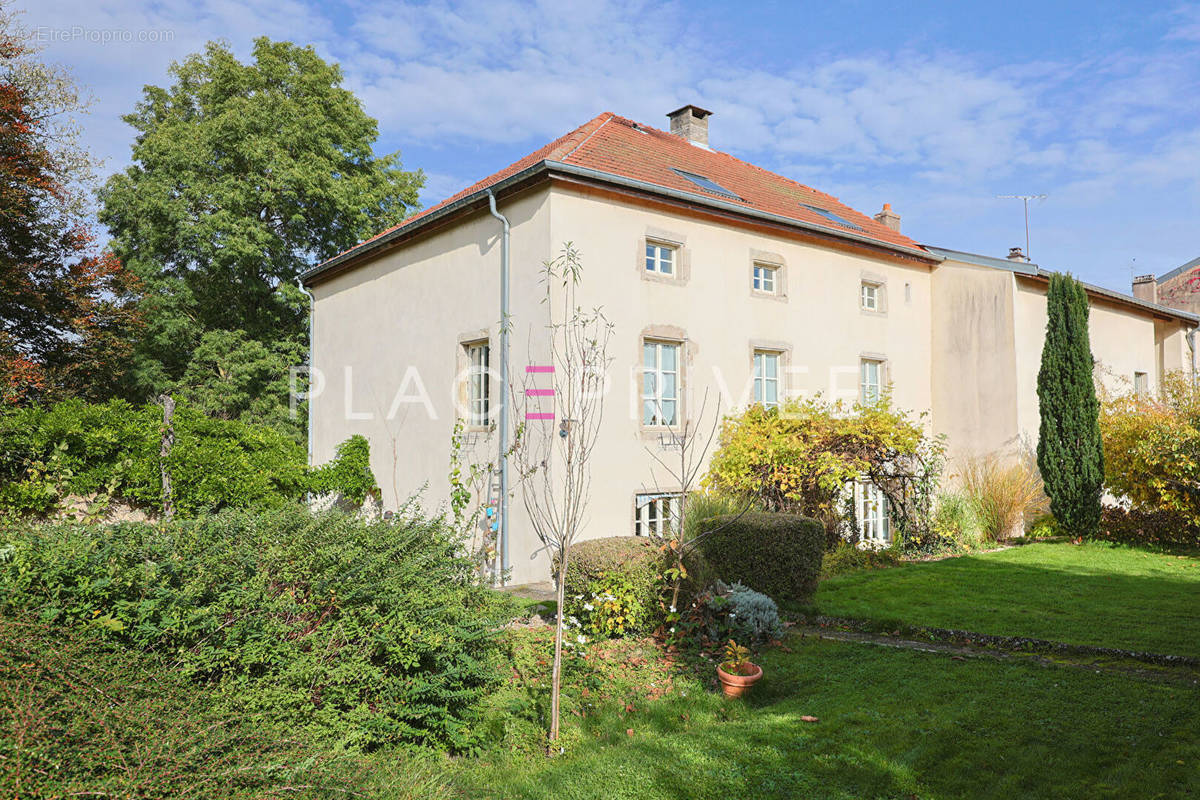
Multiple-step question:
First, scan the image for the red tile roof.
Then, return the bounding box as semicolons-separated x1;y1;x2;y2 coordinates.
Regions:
319;111;927;271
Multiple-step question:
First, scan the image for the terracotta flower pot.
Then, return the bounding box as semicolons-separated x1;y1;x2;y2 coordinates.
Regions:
717;662;763;698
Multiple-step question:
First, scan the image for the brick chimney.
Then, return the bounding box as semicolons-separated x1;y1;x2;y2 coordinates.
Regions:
667;104;712;148
874;203;901;232
1132;274;1158;304
1007;247;1029;262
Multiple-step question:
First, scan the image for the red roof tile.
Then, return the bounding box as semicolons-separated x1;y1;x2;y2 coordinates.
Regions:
321;111;926;269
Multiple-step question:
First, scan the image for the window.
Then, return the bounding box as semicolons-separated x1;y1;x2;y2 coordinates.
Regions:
860;358;884;405
856;481;890;543
801;203;864;231
635;493;681;537
752;263;777;294
1134;371;1149;396
645;242;676;275
861;281;880;311
753;351;780;408
642;341;680;426
466;342;490;426
670;168;740;200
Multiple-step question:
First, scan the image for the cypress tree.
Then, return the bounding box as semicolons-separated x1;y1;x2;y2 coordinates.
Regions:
1036;272;1104;537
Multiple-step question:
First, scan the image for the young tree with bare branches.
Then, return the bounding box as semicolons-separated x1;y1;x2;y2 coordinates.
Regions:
510;244;613;750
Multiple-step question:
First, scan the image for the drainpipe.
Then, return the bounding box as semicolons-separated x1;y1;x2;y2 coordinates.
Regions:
485;189;511;585
296;277;315;468
1188;328;1198;386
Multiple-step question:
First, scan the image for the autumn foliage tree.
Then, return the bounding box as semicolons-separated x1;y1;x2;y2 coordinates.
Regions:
0;4;141;404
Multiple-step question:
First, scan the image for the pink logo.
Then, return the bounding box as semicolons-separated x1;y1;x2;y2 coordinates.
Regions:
524;366;555;420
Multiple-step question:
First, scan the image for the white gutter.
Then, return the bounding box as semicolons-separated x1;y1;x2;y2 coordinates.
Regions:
485;189;511;585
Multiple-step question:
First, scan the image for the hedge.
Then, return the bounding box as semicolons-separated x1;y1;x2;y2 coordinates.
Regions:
0;504;513;752
0;398;376;516
557;537;671;632
695;512;825;602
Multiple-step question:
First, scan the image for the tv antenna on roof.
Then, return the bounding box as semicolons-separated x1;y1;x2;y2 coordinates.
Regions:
997;194;1047;261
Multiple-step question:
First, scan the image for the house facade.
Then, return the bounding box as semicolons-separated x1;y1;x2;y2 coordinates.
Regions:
1133;256;1200;316
301;106;1197;585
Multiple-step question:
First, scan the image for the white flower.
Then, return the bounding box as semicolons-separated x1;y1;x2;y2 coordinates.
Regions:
583;603;594;611
669;626;676;633
669;605;677;613
577;634;587;644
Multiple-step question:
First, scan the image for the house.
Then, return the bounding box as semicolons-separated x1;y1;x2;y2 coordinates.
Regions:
300;106;1198;584
1133;257;1200;316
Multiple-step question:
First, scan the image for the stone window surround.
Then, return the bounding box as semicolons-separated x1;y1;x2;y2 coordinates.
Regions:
638;324;691;438
859;351;890;402
638;226;691;286
748;339;793;406
860;270;889;315
630;490;684;537
749;247;788;301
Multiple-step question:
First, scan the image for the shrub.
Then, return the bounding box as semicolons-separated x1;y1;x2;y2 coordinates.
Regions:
0;613;378;799
1101;371;1200;530
819;543;902;580
0;399;375;517
704;397;944;543
1037;272;1103;537
695;512;824;602
930;491;984;550
958;454;1048;541
0;504;512;751
726;582;783;643
1097;506;1199;550
559;537;669;635
673;581;782;646
578;570;651;638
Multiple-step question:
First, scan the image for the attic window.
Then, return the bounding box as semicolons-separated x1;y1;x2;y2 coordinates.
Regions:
801;204;864;232
670;168;739;200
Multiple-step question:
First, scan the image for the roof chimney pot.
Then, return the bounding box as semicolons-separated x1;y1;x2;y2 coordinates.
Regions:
667;104;712;148
1007;247;1029;262
1132;274;1158;304
874;203;901;232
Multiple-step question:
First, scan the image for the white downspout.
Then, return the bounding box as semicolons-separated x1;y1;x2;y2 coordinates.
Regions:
296;278;315;467
485;189;511;584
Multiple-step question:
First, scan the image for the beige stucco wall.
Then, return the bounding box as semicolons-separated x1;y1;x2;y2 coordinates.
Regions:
929;260;1020;466
543;183;934;575
1012;277;1163;451
310;186;554;584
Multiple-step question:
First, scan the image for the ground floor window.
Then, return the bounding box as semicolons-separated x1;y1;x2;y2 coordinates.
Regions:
856;481;890;543
634;492;681;537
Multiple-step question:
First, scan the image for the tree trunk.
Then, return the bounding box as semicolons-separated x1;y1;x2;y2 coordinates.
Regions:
158;394;175;519
548;547;569;753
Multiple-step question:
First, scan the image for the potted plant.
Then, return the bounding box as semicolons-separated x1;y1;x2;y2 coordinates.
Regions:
716;639;762;698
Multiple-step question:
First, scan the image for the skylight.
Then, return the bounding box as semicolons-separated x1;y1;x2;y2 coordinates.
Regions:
670;168;740;200
801;204;864;232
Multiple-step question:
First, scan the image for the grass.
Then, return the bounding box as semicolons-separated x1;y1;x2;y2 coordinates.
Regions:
815;541;1200;657
453;634;1200;799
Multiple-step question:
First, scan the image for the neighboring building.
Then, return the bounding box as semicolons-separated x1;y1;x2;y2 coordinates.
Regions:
300;106;1198;584
1133;256;1200;316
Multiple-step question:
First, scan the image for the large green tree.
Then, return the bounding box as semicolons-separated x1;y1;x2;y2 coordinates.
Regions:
99;37;423;421
1036;272;1104;537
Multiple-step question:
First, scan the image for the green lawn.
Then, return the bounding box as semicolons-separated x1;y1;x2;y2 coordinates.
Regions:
815;542;1200;657
454;635;1200;799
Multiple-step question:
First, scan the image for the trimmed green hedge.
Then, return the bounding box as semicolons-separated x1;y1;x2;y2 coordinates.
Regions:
0;504;512;751
695;512;825;602
557;537;670;632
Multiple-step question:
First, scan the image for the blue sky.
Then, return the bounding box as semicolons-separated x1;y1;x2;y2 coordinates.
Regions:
15;0;1200;292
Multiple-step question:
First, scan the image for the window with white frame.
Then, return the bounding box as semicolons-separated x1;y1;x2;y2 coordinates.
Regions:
645;242;676;275
466;341;490;426
860;358;884;405
856;481;890;543
752;263;777;294
1134;371;1149;396
753;350;780;408
642;341;680;426
634;493;681;537
861;281;880;311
